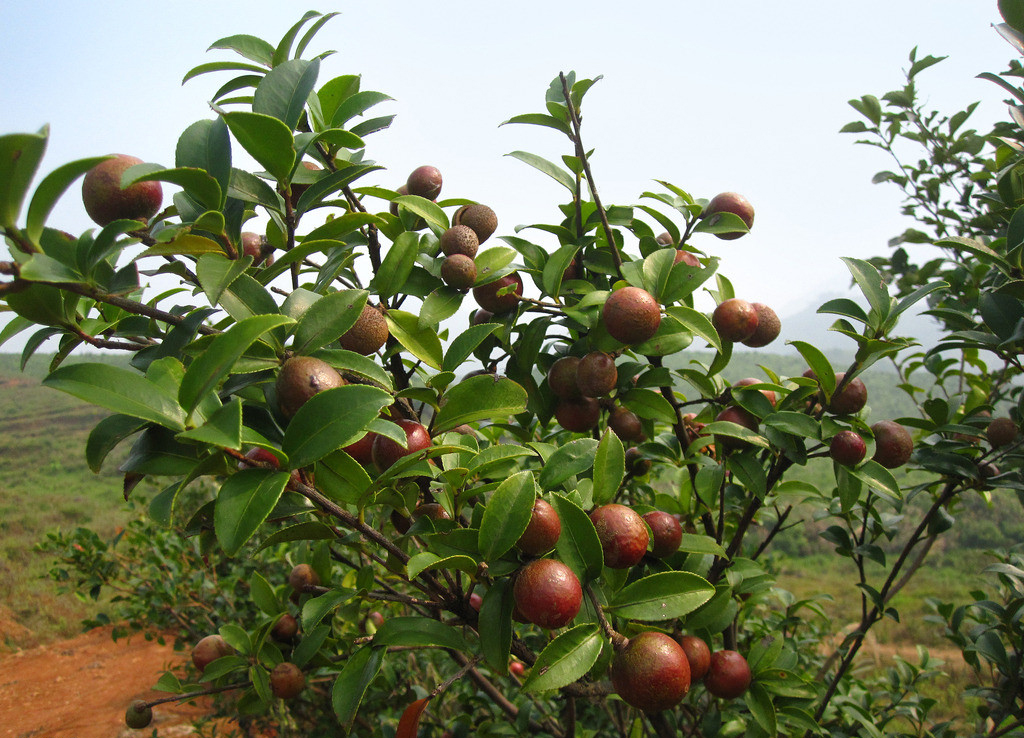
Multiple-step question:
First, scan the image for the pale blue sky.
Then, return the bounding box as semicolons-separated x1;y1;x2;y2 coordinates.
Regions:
0;1;1012;341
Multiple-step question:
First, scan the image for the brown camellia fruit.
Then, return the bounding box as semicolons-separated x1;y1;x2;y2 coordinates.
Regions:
372;418;432;471
871;420;914;469
986;417;1019;448
712;298;759;343
276;356;345;418
576;351;618;397
608;405;644;442
440;224;480;258
676;634;711;681
441;253;478;289
828;373;868;415
453;203;498;244
413;502;452;521
830;430;867;467
339;303;389;355
125;700;153;729
704;650;752;699
656;232;674;245
513;558;582;629
704;192;754;240
555;397;601;432
241;232;274;267
643;510;682;558
625;446;651;475
406;165;443;200
714;405;759;451
742;303;781;347
603;286;662;345
674;249;701;267
271;613;299;642
517;498;562;556
610;631;691;712
270;662;306;699
82;154;163;227
192;634;233;673
548;356;582;399
288;563;321;593
473;272;523;314
590;504;650;569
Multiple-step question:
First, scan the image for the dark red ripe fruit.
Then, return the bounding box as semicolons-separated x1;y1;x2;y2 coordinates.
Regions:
289;161;322;206
828;373;868;415
192;634;233;673
611;632;691;712
555;397;601;432
576;351;618;397
406;165;443;200
473;273;523;314
471;308;494;325
516;498;562;555
733;377;776;406
674;249;701;267
830;430;867;466
742;303;781;348
986;417;1019;448
603;286;662;345
608;406;644;442
469;592;483;611
389;183;410;216
712;298;759;343
82;154;163;227
288;563;320;593
513;558;582;629
238;446;281;470
548;356;582;399
270;662;306;699
871;420;914;469
271;613;299;642
440;225;479;258
342;432;377;465
643;511;682;558
339;304;389;355
677;635;711;681
714;406;759;451
372;419;432;471
441;254;478;289
276;356;345;418
704;650;752;699
413;502;452;521
241;232;273;266
509;660;526;677
453;203;498;244
705;192;754;240
125;700;153;729
590;504;650;569
625;447;651;476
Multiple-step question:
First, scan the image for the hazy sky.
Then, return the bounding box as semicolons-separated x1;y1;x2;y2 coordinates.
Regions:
0;1;1013;348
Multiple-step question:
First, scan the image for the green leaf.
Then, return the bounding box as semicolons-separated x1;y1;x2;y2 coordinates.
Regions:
85;414;147;473
790;340;835;395
500;113;572;137
249;571;281;616
222;111;296;183
608;572;715;621
522;624;603;693
466;444;537;476
473;246;518;286
253;58;320;131
592;430;625;505
667;305;722;352
479;579;514;672
292;289;368;355
125;164;222;211
18;253;84;283
332;646;386;729
177;397;244;449
229;168;280;210
479;471;537;561
847;460;902;501
745;683;778;737
392;195;449;232
762;412;820;440
407;552;478;579
25;156;109;242
621;388;676;424
505;151;576;192
183;60;268;85
419;287;464;329
43;363;186;430
842;257;891;323
538;438;599;490
1001;0;1024;32
214;469;289;556
371;232;420;299
257;521;338;552
197;253;252;307
179;314;294;420
0;127;48;229
302;211;386;242
386;309;443;370
552;493;604;582
434;375;529;433
373;616;470;652
442;323;499;373
315;449;374;505
330;90;393;127
282;385;393;469
677;534;726;556
208;33;275;65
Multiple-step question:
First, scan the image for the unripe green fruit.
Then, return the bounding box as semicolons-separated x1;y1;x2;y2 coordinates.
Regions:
603;286;661;345
441;254;477;289
276;356;345;418
270;662;306;699
125;700;153;729
611;632;691;712
513;558;582;629
590;504;649;568
82;154;163;227
338;304;389;355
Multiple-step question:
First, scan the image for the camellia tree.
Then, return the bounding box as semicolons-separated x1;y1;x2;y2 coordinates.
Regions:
3;5;1024;738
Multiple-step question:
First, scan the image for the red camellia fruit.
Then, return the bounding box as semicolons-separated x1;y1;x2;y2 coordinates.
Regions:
830;430;867;466
677;635;711;681
704;650;752;699
602;286;661;345
406;165;443;200
590;504;650;568
371;419;432;471
741;303;781;347
516;498;562;556
642;510;682;558
473;273;523;314
191;634;233;673
270;662;306;699
871;420;914;469
610;631;691;712
555;397;601;432
704;191;754;240
342;432;377;465
82;154;163;227
509;660;526;677
512;558;582;629
712;298;759;343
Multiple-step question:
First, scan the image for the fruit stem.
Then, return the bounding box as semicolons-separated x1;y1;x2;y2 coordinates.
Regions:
586;583;626;649
558;72;624;282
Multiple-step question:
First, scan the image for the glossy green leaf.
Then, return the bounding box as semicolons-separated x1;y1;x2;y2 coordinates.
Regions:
373;617;470;651
125;163;223;211
314;449;374;506
790;340;835;395
249;571;281;616
505;150;575;192
393;195;448;232
179;314;294;419
371;232;420;299
282;385;392;469
608;572;715;620
183;60;268;84
214;469;289;556
43;363;186;430
0;127;48;229
177;397;243;449
229;168;280;210
208;33;275;65
442;323;499;373
745;683;778;737
552;493;604;582
622;388;676;424
332;646;385;729
667;305;722;352
25;155;109;242
842;257;891;322
330;90;393;127
302;211;386;242
197;253;252;307
222;111;296;182
522;624;603;693
256;521;338;552
592;430;625;505
386;309;443;370
474;246;518;285
677;534;726;556
85;414;147;473
479;578;514;671
479;471;537;561
418;287;463;329
538;438;599;490
434;374;529;433
18;253;83;283
253;58;320;131
466;444;537;476
500;113;572;137
847;460;902;501
291;289;368;355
